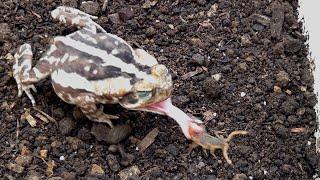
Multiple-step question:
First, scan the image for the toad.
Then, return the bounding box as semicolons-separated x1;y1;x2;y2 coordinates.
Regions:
13;6;247;164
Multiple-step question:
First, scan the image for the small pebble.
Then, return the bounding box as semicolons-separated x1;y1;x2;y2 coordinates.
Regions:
240;92;246;97
273;86;282;93
118;165;141;180
39;149;48;158
108;13;121;24
191;53;206;66
212;73;221;81
238;62;248;71
90;164;105;175
51;140;62;148
59;156;65;161
307;141;311;146
240;34;251;46
285;89;292;95
197;162;206;169
145;27;156;37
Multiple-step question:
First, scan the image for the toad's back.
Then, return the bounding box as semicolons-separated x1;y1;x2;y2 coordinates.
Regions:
49;29;150;82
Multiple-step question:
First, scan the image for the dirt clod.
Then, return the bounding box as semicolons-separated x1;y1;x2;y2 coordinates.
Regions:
203;77;222;98
7;163;24;173
106;154;120;172
91;123;132;144
232;173;248;180
66;136;83;150
281;98;298;115
191;53;206;66
58;117;76;135
118;8;134;22
273;41;284;55
0;23;11;41
61;172;76;180
276;70;290;86
108;13;121;24
80;1;100;16
61;0;78;7
145;27;156;37
15;155;33;167
283;36;303;53
270;1;284;39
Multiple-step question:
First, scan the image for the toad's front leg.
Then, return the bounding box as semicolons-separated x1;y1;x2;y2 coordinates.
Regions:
67;94;119;128
51;6;106;33
13;44;55;106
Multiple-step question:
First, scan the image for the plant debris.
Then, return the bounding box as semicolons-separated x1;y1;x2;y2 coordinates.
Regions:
138;128;159;153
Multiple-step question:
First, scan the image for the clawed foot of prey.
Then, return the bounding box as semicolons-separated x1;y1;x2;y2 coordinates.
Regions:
189;130;248;164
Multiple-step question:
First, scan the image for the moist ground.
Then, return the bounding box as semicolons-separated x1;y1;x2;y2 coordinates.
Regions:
0;0;319;179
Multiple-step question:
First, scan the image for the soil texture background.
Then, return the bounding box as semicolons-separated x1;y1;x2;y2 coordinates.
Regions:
0;0;319;179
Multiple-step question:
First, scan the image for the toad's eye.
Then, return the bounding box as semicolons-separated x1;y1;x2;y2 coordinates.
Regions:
137;91;152;99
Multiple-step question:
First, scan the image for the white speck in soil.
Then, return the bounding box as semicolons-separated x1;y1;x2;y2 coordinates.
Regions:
240;92;246;97
307;141;311;146
59;156;65;161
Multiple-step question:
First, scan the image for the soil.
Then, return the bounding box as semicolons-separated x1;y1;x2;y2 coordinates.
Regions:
0;0;319;179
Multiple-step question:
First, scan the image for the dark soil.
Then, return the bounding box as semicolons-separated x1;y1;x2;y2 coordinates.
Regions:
1;0;319;179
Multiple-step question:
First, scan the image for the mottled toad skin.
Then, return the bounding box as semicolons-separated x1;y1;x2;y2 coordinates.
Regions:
13;6;173;127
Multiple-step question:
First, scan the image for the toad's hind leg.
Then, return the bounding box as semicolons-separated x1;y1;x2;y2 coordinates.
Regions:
13;44;55;106
51;6;106;33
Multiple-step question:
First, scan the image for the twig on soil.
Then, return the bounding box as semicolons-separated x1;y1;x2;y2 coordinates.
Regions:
31;11;41;19
179;15;188;23
102;0;109;12
181;67;203;80
16;116;20;151
137;128;159;153
33;107;57;123
291;127;306;133
36;156;56;177
21;109;37;127
35;113;49;123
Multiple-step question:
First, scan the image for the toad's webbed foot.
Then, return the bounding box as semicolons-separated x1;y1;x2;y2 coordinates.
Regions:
190;130;248;164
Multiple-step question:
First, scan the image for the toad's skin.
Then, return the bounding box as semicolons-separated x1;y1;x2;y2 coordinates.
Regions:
13;6;247;164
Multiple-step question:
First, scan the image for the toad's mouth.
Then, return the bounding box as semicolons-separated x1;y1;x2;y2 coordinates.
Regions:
140;98;205;139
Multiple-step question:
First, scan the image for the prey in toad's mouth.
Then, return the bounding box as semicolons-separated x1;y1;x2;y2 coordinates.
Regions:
13;6;247;164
